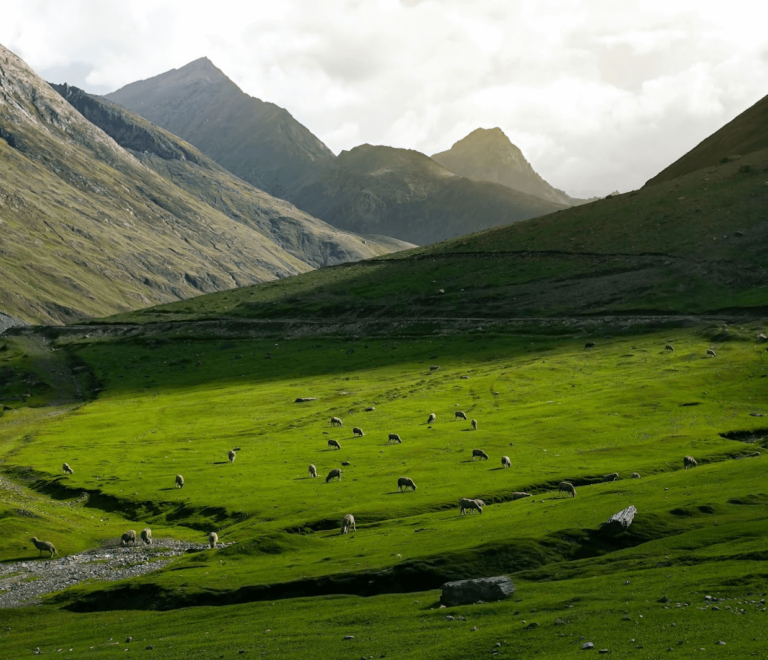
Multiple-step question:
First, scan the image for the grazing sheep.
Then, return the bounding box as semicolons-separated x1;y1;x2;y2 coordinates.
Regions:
559;481;576;498
603;472;619;482
501;455;511;468
208;532;218;549
474;499;486;507
455;411;467;421
584;341;595;350
388;433;402;444
684;455;697;469
30;537;57;557
427;413;436;424
121;530;137;547
326;468;342;483
328;439;341;450
331;416;343;427
175;474;184;488
397;476;417;491
308;464;317;478
707;348;717;357
140;528;152;546
511;492;531;500
664;344;674;352
471;419;478;430
62;463;73;475
631;472;641;479
341;514;356;534
353;427;364;437
459;498;483;515
228;450;236;463
472;449;489;461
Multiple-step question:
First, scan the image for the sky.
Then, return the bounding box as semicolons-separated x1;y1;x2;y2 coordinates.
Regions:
2;0;767;198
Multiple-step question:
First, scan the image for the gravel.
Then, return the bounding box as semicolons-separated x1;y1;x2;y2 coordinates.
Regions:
0;539;214;608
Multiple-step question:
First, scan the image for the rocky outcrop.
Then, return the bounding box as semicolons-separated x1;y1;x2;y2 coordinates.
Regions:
440;576;516;606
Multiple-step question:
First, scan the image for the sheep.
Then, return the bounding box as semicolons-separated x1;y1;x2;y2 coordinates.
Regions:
429;365;440;372
707;348;717;358
30;537;57;557
353;427;364;437
388;433;402;444
331;416;343;427
501;455;511;468
175;474;184;488
664;344;674;352
559;481;576;497
121;530;137;546
471;419;478;430
474;499;486;507
140;528;152;546
459;498;483;515
684;455;697;469
584;341;595;350
326;468;342;483
603;472;619;482
308;464;317;478
472;449;489;461
455;411;467;421
328;439;341;450
228;450;236;463
208;532;218;549
511;492;531;500
62;463;73;475
631;472;641;479
341;514;356;534
427;413;436;424
397;476;417;491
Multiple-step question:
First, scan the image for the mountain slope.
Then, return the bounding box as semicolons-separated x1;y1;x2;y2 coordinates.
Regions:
287;144;565;244
0;45;406;325
105;57;334;199
432;127;592;206
647;92;768;185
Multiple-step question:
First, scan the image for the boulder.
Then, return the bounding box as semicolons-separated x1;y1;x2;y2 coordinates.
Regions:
602;505;637;533
294;397;318;403
440;576;515;606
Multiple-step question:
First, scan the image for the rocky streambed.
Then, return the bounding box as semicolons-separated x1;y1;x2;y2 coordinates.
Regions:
0;539;216;608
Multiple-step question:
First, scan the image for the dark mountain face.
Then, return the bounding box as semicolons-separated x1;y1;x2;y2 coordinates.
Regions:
288;144;565;245
432;127;592;206
646;92;768;185
105;57;335;199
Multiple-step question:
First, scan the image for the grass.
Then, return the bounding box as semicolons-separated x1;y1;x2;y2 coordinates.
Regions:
2;319;768;657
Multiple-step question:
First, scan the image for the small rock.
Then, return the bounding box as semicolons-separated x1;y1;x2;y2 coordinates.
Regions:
599;651;610;655
145;645;154;650
238;650;246;655
344;635;355;640
525;622;539;629
554;618;565;626
445;615;454;621
365;407;375;412
716;641;726;645
582;642;594;649
126;637;132;643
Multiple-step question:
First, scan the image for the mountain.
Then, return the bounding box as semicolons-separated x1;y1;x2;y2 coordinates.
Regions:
105;57;334;199
286;144;565;245
647;92;768;185
0;45;408;325
431;127;593;206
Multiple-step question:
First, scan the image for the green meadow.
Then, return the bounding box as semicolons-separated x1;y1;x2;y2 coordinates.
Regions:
2;319;768;657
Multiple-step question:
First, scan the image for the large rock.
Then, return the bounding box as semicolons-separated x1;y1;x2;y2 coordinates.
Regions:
601;505;637;533
440;576;515;606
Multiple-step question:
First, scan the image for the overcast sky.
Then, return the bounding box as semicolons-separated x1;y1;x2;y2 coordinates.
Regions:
2;0;767;197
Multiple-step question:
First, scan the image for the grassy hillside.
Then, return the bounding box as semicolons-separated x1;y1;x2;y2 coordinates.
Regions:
647;91;768;184
102;144;768;326
1;318;768;657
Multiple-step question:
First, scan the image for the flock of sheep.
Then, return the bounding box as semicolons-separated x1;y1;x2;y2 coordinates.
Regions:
30;337;724;556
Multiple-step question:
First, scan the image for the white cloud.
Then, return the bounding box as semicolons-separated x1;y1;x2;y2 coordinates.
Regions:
2;0;767;197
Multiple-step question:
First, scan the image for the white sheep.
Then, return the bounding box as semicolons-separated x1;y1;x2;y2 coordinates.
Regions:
140;528;152;546
471;419;478;430
326;468;342;483
501;456;511;468
455;411;467;421
228;450;236;463
707;348;717;358
62;463;73;475
331;416;343;427
664;344;674;352
684;455;697;469
603;472;619;482
308;464;317;478
472;449;489;461
459;498;483;515
427;413;436;424
328;439;341;450
388;433;402;444
353;427;364;437
341;514;356;534
397;476;417;491
121;530;137;546
208;532;218;549
631;472;641;479
30;537;57;557
559;481;576;497
175;474;184;488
